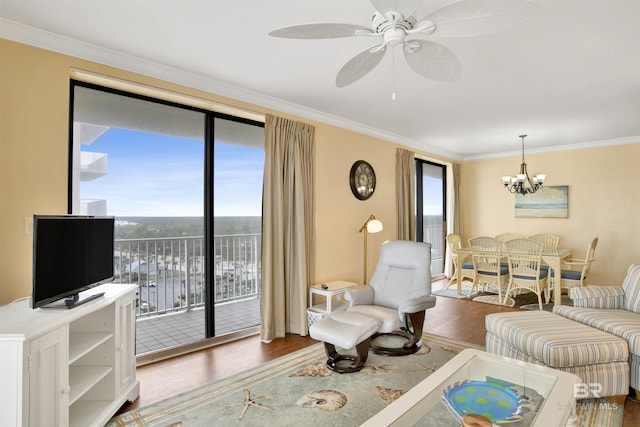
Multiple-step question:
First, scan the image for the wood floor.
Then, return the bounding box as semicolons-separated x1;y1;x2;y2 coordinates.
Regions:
118;278;639;426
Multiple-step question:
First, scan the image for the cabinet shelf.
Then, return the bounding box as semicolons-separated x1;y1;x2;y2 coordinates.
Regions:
69;365;113;405
69;332;114;365
69;400;111;427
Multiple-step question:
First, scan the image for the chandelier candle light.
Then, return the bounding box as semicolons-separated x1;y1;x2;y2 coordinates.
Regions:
360;215;383;285
502;135;546;195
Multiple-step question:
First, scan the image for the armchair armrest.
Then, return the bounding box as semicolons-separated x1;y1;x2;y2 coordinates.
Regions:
562;258;590;269
345;285;374;306
398;295;437;315
569;286;625;309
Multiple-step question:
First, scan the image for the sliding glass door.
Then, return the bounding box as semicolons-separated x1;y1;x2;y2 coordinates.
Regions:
212;117;264;336
415;159;446;278
70;82;264;355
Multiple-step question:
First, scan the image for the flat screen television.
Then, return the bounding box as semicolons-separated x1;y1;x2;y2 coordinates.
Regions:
32;215;115;309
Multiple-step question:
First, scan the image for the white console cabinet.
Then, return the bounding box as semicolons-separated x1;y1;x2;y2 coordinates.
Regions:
0;284;140;427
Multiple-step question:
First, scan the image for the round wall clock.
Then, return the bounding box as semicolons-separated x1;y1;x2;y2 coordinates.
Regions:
349;160;376;200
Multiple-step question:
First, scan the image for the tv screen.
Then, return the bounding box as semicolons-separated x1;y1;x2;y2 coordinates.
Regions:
32;215;115;309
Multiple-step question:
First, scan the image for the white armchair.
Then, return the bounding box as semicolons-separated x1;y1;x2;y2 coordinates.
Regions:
346;240;436;356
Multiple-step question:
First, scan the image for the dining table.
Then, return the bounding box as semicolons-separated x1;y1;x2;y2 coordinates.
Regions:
455;247;572;307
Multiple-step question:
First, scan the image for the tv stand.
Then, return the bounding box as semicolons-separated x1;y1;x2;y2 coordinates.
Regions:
0;283;139;427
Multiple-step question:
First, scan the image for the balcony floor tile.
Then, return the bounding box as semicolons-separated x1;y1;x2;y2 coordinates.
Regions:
135;297;260;355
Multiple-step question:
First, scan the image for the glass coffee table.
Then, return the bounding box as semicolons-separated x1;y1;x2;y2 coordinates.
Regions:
362;349;580;426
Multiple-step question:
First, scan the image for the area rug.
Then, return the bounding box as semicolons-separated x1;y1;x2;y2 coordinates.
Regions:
107;334;622;427
431;287;473;299
434;286;573;312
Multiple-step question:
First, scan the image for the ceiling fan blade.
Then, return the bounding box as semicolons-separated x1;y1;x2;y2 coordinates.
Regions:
404;40;461;81
370;0;420;18
336;45;387;87
422;0;539;37
268;23;369;39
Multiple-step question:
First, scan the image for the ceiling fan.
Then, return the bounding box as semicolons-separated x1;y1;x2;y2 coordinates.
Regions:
269;0;539;87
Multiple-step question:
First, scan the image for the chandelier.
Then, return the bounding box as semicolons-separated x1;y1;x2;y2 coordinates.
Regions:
501;135;546;195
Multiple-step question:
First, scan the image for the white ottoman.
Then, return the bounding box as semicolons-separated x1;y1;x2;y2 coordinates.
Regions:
486;310;629;399
309;311;380;373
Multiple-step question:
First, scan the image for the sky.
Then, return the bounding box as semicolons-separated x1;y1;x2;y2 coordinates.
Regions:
81;127;441;217
80;128;264;217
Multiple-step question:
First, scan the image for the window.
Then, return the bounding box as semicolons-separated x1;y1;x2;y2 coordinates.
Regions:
70;81;264;355
415;159;446;277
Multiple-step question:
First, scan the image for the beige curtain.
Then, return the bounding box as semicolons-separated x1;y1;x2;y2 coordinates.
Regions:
451;162;462;234
261;114;315;342
396;148;415;240
444;162;462;278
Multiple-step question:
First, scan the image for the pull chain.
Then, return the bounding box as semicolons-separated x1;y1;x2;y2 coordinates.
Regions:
392;46;397;101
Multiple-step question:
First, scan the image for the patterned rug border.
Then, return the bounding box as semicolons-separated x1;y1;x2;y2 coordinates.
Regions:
108;333;482;426
109;333;622;427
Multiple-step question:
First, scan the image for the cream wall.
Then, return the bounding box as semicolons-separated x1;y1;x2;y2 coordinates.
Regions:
2;39;638;305
314;126;397;286
460;143;640;285
0;39;403;304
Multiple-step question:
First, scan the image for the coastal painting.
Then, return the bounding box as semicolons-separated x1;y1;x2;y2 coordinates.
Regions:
515;185;568;218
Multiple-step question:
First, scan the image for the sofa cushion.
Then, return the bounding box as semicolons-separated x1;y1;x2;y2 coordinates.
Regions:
622;264;640;314
570;286;625;309
553;306;640;355
485;311;629;368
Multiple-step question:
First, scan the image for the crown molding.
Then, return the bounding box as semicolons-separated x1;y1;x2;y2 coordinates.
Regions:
3;17;635;163
1;18;447;156
464;135;640;161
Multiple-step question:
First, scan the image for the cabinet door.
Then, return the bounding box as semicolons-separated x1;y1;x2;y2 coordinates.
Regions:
29;326;68;427
116;293;136;393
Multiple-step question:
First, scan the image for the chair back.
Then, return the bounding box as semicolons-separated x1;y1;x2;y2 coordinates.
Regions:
495;233;526;243
529;233;560;250
369;240;432;309
469;236;505;279
446;233;462;251
446;233;461;265
505;238;545;282
579;236;599;279
586;237;598;262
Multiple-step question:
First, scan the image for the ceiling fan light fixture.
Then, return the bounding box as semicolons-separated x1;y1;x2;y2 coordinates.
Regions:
408;20;436;35
268;0;538;87
372;12;416;34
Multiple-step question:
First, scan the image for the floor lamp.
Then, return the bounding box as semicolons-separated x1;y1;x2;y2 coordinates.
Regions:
359;214;383;285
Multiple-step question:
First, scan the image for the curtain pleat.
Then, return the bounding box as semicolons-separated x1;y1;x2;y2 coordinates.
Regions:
396;148;415;240
261;114;315;341
444;162;462;278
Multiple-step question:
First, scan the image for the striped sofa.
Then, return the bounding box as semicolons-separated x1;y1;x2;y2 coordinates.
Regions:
486;310;629;398
553;264;640;400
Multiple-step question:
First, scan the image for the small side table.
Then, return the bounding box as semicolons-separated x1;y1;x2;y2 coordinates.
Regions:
309;280;357;313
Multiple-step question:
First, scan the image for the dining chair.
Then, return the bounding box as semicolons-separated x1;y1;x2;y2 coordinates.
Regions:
469;236;509;301
504;238;548;310
528;233;560;250
495;233;527;260
494;233;526;243
547;237;599;302
445;233;474;289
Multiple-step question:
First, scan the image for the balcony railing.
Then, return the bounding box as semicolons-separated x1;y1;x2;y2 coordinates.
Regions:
114;221;445;320
113;234;261;318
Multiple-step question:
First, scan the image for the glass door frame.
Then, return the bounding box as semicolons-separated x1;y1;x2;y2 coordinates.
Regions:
415;159;447;277
68;80;264;341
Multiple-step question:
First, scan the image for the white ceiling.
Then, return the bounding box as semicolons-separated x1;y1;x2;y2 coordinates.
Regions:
1;0;639;160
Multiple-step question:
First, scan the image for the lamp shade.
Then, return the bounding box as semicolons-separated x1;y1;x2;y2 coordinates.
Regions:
366;219;383;233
